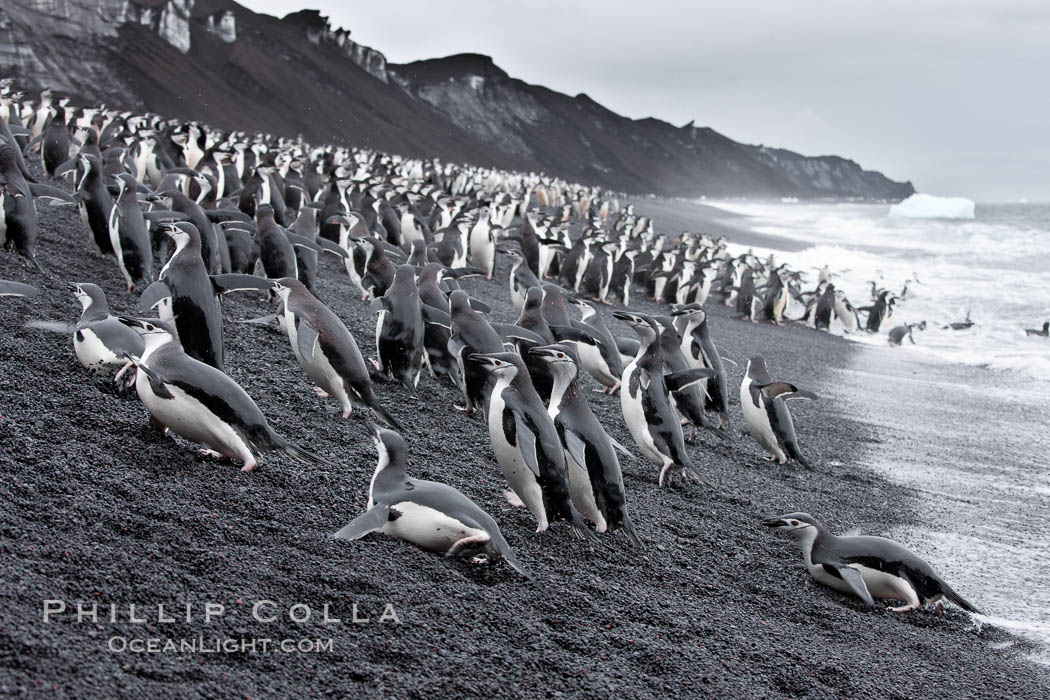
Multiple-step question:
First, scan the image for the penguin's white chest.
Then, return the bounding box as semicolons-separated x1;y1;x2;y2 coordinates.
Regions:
135;376;252;462
285;312;347;405
382;501;488;553
619;363;662;465
740;378;783;460
487;390;547;529
577;340;615;387
74;327;120;372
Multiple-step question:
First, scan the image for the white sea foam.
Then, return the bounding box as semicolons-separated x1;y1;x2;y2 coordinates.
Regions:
889;193;976;219
707;200;1050;383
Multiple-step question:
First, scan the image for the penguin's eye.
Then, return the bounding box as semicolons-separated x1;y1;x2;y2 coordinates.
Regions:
790;520;799;526
557;353;565;359
146;324;155;331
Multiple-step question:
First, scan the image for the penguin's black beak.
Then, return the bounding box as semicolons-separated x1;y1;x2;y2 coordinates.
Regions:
761;518;786;528
611;311;635;324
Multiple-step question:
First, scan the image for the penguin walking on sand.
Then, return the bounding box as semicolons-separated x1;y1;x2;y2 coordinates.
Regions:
528;344;640;544
447;289;505;415
333;427;528;577
370;264;425;389
671;304;730;429
472;351;599;543
120;318;321;472
138;221;269;371
740;356;817;467
563;296;623;394
271;277;400;427
108;173;154;290
763;513;981;614
613;311;715;487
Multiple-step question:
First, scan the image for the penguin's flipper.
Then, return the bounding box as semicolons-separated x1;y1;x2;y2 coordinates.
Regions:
562;429;590;472
142;210;190;223
28;183;75;204
609;436;635;459
549;324;601;346
205;208;253;223
122;354;172;399
238;313;279;326
421;303;452;330
0;281;40;298
285;231;322;253
138;280;172;312
827;564;875;606
491;323;544;347
489;531;531;579
316;236;350;259
210;273;270;295
760;382;817;401
297;319;319;363
332;505;392;541
666;368;717;393
508;411;542;479
24;320;75;333
466;296;490;314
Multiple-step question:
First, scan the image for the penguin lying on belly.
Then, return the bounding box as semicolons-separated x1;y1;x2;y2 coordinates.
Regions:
764;512;980;614
333;427;528;577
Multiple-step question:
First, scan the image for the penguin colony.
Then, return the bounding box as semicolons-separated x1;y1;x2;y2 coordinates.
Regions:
1;80;982;616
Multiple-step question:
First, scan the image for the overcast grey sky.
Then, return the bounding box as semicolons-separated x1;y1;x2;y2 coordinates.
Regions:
244;0;1049;201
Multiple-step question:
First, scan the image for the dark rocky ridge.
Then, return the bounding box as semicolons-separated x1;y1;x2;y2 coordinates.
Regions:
0;1;913;199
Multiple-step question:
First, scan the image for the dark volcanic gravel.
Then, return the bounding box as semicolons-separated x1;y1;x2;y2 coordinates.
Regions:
1;184;1047;698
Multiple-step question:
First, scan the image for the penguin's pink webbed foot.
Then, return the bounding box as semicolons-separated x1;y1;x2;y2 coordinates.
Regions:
503;490;526;508
198;448;224;459
889;603;919;613
313;387;330;398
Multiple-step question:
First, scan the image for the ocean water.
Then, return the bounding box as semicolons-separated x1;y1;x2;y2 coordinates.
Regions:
705;199;1050;660
707;200;1050;383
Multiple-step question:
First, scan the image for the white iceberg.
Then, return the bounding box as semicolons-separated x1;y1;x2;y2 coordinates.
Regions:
889;193;975;220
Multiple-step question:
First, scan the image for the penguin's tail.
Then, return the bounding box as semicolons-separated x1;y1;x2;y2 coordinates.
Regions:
370;401;402;431
618;516;643;548
942;585;982;614
268;431;322;464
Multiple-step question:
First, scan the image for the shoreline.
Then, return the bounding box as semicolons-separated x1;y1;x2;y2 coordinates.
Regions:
1;191;1048;696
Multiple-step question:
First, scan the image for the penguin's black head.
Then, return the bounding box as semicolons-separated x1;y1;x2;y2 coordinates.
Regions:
747;356;768;377
612;311;656;338
762;512;820;534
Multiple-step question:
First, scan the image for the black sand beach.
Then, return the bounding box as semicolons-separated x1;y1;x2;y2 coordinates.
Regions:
1;189;1047;697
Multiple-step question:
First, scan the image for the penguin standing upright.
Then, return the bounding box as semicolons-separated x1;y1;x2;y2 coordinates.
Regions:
740;356;817;467
671;304;730;429
271;277;400;427
613;311;715;487
447;289;505;415
471;351;598;542
108;172;154;290
528;344;640;544
120;318;320;472
138;221;268;371
370;264;425;389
